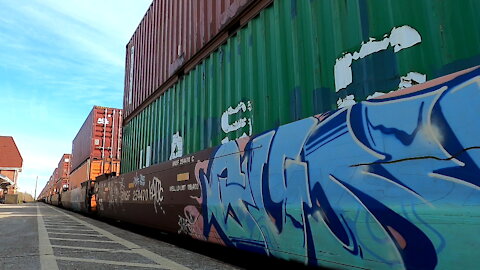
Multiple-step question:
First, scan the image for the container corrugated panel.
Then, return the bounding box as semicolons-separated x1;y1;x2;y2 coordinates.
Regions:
123;0;259;119
49;168;58;193
57;154;71;179
69;161;88;190
54;154;71;192
71;106;123;171
69;158;121;190
121;0;480;173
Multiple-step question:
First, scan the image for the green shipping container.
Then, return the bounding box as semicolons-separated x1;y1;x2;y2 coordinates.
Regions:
122;0;480;173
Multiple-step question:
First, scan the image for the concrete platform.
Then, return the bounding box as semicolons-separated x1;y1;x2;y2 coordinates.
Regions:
0;203;244;270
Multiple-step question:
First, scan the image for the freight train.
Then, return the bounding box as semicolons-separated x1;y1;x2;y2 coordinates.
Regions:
39;0;480;269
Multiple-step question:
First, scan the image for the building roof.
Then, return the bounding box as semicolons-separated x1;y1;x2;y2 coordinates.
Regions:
0;136;23;168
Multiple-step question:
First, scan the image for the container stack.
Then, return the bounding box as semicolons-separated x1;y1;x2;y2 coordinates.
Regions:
54;154;71;192
121;0;274;173
69;106;122;190
45;170;56;203
121;0;480;174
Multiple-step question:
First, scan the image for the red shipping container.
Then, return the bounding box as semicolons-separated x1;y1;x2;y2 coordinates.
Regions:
123;0;272;120
48;168;57;194
71;106;122;172
57;154;71;179
55;154;71;192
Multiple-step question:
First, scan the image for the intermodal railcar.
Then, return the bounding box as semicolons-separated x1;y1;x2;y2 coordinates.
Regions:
46;67;480;269
40;0;480;268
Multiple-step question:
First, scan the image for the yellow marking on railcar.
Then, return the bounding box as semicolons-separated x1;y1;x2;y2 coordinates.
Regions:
177;173;189;182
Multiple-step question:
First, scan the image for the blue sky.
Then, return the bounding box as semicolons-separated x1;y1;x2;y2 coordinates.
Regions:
0;0;152;197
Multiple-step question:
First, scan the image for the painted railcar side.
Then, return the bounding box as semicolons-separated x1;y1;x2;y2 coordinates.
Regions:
121;0;480;174
96;67;480;269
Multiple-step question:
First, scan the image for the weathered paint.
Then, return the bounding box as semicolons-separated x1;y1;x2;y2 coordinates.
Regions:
99;68;480;269
121;0;480;173
61;185;89;213
334;25;423;92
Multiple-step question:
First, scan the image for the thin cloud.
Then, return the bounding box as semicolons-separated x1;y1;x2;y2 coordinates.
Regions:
0;0;152;197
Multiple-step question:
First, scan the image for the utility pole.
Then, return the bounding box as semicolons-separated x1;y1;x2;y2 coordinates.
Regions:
34;176;38;201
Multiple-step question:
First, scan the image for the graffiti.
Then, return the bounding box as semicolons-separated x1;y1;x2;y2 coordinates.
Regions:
149;177;164;214
195;68;480;268
102;177;130;204
178;210;198;235
221;100;253;144
170;132;183;160
119;188;130;202
133;174;146;187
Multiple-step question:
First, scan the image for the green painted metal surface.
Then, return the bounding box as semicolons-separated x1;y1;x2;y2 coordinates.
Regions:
122;0;480;173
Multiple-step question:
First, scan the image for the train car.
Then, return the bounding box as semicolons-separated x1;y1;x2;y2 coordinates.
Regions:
96;66;480;269
60;181;93;213
107;0;480;268
50;193;60;206
55;154;71;192
70;106;122;173
121;0;480;174
61;159;119;213
41;0;479;268
69;158;120;191
57;106;122;213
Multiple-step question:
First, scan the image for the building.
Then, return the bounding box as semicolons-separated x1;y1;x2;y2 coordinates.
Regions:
0;136;23;197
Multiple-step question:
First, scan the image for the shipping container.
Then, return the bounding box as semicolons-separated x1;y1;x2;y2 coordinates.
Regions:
49;168;58;193
100;67;480;269
121;0;480;173
69;158;120;190
123;0;273;119
55;154;71;192
71;106;122;171
56;154;71;179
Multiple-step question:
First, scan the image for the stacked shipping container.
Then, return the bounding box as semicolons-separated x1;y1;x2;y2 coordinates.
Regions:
69;159;120;190
121;0;480;173
123;0;272;119
44;169;56;204
71;106;122;170
69;106;122;190
38;106;122;201
54;154;71;192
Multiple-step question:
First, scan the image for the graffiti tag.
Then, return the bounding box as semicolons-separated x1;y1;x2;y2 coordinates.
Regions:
149;177;164;214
